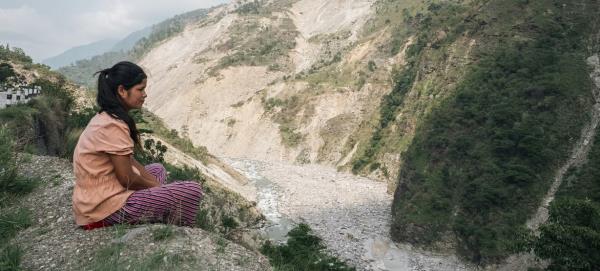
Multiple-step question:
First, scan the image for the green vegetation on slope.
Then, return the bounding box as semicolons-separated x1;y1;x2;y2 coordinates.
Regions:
391;0;598;264
209;5;297;75
529;124;600;270
351;0;472;174
2;47;98;160
261;95;306;147
134;109;211;163
58;51;133;90
0;45;33;64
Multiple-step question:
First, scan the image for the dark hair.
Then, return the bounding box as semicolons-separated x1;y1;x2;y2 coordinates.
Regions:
94;61;147;147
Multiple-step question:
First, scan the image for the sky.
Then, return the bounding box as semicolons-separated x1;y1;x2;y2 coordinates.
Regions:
0;0;230;62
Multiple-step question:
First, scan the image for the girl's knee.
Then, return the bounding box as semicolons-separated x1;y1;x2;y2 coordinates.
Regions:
145;163;167;184
177;181;204;198
145;163;166;173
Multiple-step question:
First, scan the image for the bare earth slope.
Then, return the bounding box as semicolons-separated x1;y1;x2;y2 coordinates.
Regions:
140;0;391;167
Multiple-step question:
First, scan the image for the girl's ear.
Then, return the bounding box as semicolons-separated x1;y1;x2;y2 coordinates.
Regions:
117;85;127;98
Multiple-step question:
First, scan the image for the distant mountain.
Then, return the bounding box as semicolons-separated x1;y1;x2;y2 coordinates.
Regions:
42;39;117;69
59;7;211;89
42;26;153;70
110;26;152;52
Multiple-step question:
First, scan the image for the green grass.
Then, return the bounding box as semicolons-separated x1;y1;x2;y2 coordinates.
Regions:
0;125;39;194
221;215;239;231
0;245;23;271
0;208;32;244
215;237;227;254
261;224;355;271
0;208;32;271
0;124;37;271
152;225;175;241
195;208;214;231
90;241;186;271
0;130;39;193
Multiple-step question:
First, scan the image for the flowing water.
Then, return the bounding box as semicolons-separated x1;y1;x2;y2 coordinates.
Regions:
223;158;296;243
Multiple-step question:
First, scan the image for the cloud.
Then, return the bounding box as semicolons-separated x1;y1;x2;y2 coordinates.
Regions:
0;5;64;59
0;0;230;61
73;1;140;42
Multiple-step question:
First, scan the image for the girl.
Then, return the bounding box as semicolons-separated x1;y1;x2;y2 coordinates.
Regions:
72;61;202;230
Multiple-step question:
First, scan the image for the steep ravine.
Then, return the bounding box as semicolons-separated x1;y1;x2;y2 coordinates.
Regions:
153;127;473;269
165;151;474;270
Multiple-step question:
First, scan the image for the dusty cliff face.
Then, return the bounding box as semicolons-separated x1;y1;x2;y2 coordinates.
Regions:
139;0;386;167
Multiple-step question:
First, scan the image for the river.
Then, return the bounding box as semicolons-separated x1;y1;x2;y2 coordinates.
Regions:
222;158;472;271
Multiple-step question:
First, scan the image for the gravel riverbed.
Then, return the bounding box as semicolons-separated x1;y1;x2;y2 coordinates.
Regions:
223;158;473;271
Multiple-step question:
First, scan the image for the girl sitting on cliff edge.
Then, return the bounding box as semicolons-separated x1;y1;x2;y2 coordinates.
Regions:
72;61;203;230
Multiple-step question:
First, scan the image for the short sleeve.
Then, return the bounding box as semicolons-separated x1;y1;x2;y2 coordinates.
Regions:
95;120;134;156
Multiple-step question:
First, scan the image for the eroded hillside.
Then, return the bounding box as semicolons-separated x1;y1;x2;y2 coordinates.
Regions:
139;0;394;178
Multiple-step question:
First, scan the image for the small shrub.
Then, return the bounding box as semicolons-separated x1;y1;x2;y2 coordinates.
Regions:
279;125;303;147
367;60;377;72
163;164;203;183
138;138;167;164
221;215;239;230
261;224;355;271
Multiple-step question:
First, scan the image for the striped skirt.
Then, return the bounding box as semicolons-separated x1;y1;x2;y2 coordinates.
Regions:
102;163;203;227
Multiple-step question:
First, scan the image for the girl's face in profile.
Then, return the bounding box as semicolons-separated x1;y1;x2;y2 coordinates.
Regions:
118;78;147;111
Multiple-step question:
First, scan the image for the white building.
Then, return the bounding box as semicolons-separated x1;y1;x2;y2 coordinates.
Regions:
0;84;42;109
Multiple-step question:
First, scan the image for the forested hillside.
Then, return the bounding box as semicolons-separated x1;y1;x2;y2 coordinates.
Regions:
390;0;599;265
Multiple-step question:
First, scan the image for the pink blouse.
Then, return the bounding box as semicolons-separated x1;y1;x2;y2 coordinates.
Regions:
72;112;135;225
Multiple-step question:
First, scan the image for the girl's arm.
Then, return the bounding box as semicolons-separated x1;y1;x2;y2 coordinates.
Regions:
109;154;160;190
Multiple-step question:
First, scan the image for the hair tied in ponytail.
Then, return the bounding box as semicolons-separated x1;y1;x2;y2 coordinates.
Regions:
95;61;147;148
